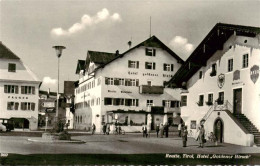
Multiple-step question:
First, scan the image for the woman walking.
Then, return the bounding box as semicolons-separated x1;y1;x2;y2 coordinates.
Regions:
198;125;205;148
159;123;164;138
182;126;188;147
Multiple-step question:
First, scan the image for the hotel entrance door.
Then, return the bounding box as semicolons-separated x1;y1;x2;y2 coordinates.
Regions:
233;88;242;114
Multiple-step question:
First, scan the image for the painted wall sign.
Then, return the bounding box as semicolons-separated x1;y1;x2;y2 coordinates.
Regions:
108;90;116;93
143;73;159;77
233;70;240;81
128;71;138;75
217;74;225;89
250;65;259;84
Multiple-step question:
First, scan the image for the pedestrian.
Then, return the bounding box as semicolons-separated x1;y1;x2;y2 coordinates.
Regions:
209;132;217;146
106;123;110;135
91;123;96;135
182;126;188;147
118;125;122;135
142;125;148;138
178;123;182;137
156;124;160;138
164;123;169;138
102;123;107;135
159;123;164;138
197;125;205;148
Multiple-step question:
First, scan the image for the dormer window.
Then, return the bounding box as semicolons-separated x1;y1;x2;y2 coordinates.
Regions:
210;63;217;77
145;48;156;56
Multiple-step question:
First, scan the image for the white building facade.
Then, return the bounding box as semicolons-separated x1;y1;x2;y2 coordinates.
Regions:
0;42;41;130
74;36;184;132
169;23;260;146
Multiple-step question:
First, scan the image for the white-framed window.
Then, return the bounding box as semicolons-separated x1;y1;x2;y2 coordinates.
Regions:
4;85;19;94
21;102;35;111
145;62;156;70
181;96;187;106
125;79;139;86
128;60;139;69
97;78;101;86
119;78;124;85
147;100;153;107
145;48;156;56
96;98;100;105
163;64;174;71
21;86;35;95
228;58;233;72
125;99;139;106
105;77;114;85
198;94;204;106
7;102;19;110
147;81;152;86
242;53;249;68
208;93;213;103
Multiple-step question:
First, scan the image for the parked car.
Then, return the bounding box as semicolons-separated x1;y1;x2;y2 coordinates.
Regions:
0;119;14;132
0;122;7;132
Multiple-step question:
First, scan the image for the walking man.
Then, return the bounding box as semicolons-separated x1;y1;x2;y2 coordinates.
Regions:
92;123;96;135
142;125;148;138
156;124;160;138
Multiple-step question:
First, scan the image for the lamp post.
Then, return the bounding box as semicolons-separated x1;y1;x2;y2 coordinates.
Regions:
53;46;66;119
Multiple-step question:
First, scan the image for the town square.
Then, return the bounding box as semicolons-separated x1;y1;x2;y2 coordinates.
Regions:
0;0;260;165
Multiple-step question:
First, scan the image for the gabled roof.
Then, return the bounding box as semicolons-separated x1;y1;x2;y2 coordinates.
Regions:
0;42;20;60
88;35;184;74
87;51;118;65
168;23;260;87
75;60;86;74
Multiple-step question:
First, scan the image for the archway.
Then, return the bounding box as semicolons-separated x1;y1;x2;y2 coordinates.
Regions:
214;118;224;143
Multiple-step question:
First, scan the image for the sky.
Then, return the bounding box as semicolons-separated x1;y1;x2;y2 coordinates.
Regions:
1;0;259;93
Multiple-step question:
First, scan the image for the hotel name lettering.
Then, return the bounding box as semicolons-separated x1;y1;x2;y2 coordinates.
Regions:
108;90;132;94
128;71;173;78
8;96;28;100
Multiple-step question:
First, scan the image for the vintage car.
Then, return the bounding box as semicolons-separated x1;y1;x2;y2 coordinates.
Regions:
0;119;14;132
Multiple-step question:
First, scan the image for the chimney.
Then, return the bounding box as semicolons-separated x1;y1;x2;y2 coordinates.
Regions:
128;41;132;49
115;50;119;56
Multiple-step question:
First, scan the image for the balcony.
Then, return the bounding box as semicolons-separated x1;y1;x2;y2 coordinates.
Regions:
139;85;164;94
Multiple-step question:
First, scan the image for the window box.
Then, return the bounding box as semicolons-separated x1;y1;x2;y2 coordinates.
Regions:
210;71;216;77
197;101;203;106
216;98;224;105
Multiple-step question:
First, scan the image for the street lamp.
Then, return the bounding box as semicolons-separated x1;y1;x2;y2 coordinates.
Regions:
53;46;66;119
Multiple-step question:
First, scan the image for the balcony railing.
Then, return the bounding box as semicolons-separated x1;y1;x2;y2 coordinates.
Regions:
139;85;164;94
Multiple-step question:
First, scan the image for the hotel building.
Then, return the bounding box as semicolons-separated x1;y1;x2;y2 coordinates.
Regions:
0;42;41;130
74;36;184;132
169;23;260;146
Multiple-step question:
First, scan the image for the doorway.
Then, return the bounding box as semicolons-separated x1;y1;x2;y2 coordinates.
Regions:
233;88;242;114
214;119;223;143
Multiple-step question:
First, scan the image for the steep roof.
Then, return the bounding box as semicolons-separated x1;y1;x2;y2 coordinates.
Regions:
0;42;20;60
87;51;118;64
75;60;86;74
88;35;184;74
168;23;260;87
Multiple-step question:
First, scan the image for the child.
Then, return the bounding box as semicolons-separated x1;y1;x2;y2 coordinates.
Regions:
209;132;217;146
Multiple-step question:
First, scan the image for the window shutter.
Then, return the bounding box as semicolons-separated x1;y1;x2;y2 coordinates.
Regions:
162;100;165;107
136;99;139;106
105;77;109;85
32;87;35;94
137;61;139;69
153;63;156;70
31;103;35;111
171;101;175;108
21;86;25;94
114;79;119;85
7;102;10;110
4;85;7;93
128;60;131;68
171;64;174;71
145;48;149;55
15;102;19;110
163;64;167;71
136;79;139;86
15;86;19;94
21;102;24;110
153;49;156;56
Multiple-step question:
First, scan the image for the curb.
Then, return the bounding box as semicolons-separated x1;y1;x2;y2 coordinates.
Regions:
27;138;85;144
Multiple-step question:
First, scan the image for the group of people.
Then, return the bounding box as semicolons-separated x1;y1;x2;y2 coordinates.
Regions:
102;123;111;135
142;123;169;138
180;124;217;148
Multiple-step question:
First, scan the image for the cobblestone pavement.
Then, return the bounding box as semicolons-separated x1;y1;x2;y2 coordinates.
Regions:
1;132;260;155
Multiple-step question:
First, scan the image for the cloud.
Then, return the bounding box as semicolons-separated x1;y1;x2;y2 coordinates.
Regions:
40;76;57;91
51;8;122;37
169;36;194;60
